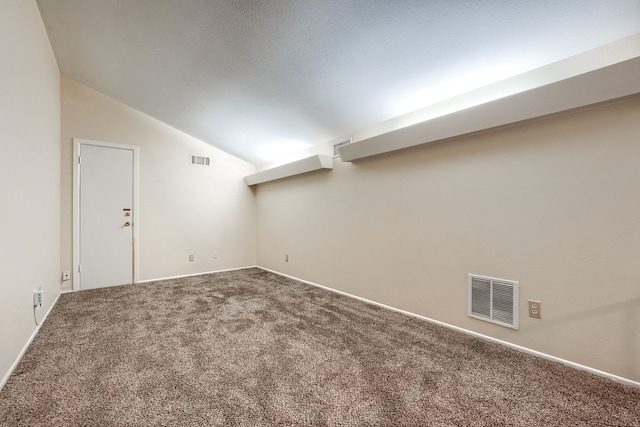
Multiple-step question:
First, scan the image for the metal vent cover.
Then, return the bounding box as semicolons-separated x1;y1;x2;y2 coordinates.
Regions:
468;274;519;329
333;139;352;157
190;155;210;166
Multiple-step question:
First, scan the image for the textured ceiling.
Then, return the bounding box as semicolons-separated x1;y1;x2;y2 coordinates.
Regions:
36;0;640;165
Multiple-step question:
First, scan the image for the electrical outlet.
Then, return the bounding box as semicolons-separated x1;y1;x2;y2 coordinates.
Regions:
33;290;44;307
62;271;70;281
189;254;194;262
213;251;218;259
285;254;289;262
528;300;541;318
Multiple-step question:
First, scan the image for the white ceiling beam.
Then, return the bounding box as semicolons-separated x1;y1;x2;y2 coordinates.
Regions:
244;155;333;186
340;34;640;162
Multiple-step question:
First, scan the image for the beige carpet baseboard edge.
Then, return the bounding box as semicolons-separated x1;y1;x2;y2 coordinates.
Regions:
257;266;640;389
1;290;62;391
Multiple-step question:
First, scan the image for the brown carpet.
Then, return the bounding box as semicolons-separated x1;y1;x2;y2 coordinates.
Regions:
0;268;638;426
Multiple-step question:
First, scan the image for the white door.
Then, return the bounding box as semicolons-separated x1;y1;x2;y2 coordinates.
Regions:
76;141;137;290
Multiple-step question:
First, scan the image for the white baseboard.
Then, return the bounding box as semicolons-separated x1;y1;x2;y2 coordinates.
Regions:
0;291;62;391
137;265;258;284
257;266;640;389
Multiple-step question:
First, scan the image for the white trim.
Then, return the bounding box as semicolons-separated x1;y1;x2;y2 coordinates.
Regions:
257;266;640;389
0;291;62;391
73;138;140;291
136;265;258;284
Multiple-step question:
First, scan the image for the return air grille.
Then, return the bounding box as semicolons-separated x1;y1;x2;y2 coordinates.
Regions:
190;155;210;166
468;274;519;329
333;139;352;157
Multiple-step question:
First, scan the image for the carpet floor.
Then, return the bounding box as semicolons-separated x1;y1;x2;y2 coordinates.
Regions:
0;268;638;426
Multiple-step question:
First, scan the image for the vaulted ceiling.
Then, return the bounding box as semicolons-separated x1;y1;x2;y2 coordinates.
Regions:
36;0;640;165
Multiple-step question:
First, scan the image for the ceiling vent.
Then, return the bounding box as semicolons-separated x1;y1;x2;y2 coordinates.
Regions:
333;139;352;158
190;155;210;167
468;274;519;329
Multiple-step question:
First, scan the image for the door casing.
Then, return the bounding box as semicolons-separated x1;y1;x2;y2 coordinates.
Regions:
72;138;140;291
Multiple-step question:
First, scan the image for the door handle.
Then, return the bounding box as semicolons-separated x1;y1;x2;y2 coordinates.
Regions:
125;212;131;217
124;222;131;227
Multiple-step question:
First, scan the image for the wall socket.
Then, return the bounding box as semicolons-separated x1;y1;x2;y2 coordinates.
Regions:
285;254;289;262
528;300;541;318
213;251;218;259
188;254;194;262
33;290;44;307
62;271;70;281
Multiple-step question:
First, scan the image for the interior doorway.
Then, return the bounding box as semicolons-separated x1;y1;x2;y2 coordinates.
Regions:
73;139;139;290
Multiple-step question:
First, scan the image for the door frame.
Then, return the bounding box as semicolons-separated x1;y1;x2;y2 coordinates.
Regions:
72;138;140;291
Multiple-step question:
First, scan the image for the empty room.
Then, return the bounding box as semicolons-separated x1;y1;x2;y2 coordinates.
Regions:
1;0;639;425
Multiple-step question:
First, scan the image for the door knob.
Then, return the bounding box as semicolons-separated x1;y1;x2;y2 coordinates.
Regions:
124;222;131;227
125;212;131;217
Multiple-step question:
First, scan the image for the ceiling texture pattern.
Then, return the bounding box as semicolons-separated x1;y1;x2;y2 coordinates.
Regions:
36;0;640;165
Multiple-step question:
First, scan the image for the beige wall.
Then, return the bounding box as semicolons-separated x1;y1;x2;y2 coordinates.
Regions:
0;1;61;385
256;96;640;382
61;77;256;288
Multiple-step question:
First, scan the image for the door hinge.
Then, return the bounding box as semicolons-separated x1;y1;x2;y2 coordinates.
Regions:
77;265;81;273
78;156;81;164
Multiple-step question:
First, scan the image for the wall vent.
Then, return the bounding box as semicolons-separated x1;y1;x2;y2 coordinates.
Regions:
468;274;519;329
190;155;210;167
333;139;352;157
